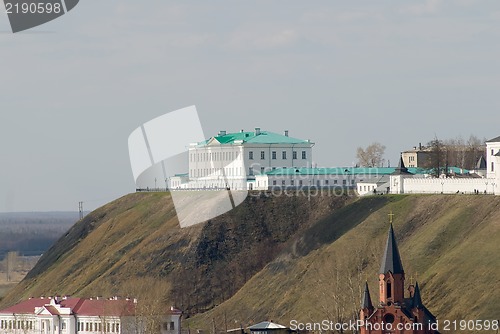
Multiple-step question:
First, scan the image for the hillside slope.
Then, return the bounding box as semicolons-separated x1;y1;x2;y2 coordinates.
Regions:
0;191;351;311
2;193;500;333
190;194;500;331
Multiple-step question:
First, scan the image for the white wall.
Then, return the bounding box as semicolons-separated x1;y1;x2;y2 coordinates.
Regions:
402;177;497;194
486;140;500;179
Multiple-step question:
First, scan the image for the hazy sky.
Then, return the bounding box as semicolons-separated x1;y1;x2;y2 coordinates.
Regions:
1;0;500;212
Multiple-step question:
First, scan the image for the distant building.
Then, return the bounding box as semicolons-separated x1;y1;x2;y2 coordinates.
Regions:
0;297;181;334
486;136;500;179
169;128;314;190
359;225;439;334
401;143;432;168
248;321;290;334
389;136;500;195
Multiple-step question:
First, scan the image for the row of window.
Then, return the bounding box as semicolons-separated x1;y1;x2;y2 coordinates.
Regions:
270;179;353;186
358;185;376;192
190;151;240;163
77;321;119;333
0;320;33;330
249;150;306;160
190;167;243;178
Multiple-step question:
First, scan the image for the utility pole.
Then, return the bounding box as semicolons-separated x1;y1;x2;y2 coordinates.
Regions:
79;201;84;220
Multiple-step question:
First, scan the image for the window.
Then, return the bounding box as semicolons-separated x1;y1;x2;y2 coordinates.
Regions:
249;167;254;175
261;167;265;174
116;324;120;332
261;151;265;159
249;151;254;160
492;149;494;155
170;322;175;330
282;180;286;185
99;323;102;332
62;322;67;330
272;151;277;159
282;151;287;159
302;151;306;159
86;323;89;331
291;180;294;186
272;167;276;170
299;180;303;186
387;282;392;298
343;180;346;185
293;151;297;159
334;180;338;184
492;162;495;172
325;180;329;185
273;180;277;186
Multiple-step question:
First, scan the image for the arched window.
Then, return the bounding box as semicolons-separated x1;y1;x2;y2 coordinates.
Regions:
387;281;392;299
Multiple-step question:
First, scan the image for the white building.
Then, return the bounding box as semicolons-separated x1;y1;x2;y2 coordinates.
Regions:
388;135;500;196
486;135;500;179
0;297;181;334
169;128;314;190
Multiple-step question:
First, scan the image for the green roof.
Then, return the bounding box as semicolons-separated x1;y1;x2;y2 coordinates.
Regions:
262;166;469;176
198;130;310;146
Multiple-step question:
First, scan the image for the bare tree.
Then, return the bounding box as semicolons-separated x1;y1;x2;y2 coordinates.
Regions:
356;143;386;167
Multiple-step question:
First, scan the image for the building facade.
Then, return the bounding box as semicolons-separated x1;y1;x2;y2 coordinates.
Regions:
169;128;314;190
401;144;432;168
359;225;439;334
486;136;500;179
0;297;181;334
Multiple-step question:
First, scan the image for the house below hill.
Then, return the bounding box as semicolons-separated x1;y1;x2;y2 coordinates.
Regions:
0;297;181;334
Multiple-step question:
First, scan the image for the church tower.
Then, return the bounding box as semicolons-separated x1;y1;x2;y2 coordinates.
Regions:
359;223;439;334
390;155;413;194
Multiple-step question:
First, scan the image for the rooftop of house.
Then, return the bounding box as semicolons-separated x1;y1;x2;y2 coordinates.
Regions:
196;128;312;146
486;135;500;143
0;297;181;317
248;321;287;330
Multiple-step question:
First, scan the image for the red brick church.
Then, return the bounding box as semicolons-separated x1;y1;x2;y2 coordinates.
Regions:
359;224;439;334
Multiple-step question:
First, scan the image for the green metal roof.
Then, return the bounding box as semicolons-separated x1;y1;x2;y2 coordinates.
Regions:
197;130;310;146
262;166;469;176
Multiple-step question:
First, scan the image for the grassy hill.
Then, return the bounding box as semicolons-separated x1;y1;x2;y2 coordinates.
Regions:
190;194;500;331
2;192;499;333
0;191;352;312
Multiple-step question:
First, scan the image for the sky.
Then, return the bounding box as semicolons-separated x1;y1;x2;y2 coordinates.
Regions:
1;0;500;212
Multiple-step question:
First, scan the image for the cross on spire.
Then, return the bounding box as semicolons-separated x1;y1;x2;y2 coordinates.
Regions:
388;211;395;223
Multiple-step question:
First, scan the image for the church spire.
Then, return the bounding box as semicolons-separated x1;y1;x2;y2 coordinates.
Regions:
392;154;412;175
413;282;423;309
361;281;373;310
379;224;404;274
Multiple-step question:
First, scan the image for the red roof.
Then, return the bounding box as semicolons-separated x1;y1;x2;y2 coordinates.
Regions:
44;305;60;315
0;298;49;314
0;298;136;317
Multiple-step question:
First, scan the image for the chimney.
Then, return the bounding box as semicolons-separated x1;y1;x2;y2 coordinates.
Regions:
419;142;422;150
218;130;226;136
284;130;289;137
240;129;244;133
255;127;261;135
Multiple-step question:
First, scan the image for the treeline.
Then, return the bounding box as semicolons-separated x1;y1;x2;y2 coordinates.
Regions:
424;134;486;174
0;212;77;257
